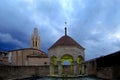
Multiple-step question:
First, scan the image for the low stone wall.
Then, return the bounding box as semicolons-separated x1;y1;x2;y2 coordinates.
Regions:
85;61;97;76
97;66;120;79
85;62;120;80
97;67;112;79
112;65;120;79
0;65;49;80
0;65;74;80
85;60;120;79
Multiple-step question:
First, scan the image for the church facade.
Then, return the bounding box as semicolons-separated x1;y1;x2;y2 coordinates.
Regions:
8;28;49;66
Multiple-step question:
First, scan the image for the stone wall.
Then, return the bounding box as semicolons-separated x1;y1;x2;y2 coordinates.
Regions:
97;66;120;79
97;67;113;79
112;65;120;79
0;65;75;80
85;60;97;76
9;48;49;66
0;65;49;80
28;57;49;66
85;59;120;79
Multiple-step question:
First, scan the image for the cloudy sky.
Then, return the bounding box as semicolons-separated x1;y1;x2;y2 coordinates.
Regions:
0;0;120;60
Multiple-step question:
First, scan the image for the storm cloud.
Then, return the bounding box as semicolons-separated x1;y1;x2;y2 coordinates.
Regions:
0;0;120;60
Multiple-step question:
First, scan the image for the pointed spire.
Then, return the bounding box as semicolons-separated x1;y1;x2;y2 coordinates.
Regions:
34;27;38;36
64;22;67;36
31;27;40;49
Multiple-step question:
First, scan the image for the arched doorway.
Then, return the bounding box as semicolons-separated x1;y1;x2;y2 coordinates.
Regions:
77;56;84;74
50;56;57;75
61;54;73;75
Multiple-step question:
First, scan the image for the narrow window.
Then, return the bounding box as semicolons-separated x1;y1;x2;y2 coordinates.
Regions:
33;41;34;46
36;41;37;47
44;62;47;64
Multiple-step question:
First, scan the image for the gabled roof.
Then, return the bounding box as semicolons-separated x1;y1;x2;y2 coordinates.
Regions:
49;35;84;50
8;48;48;58
27;53;48;58
8;48;46;54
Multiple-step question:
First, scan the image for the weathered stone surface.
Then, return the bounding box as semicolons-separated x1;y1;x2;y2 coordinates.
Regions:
9;48;49;66
85;51;120;80
0;65;50;80
48;35;85;76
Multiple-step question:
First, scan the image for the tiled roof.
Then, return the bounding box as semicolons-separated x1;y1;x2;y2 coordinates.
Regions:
8;48;46;54
8;48;48;58
27;54;48;58
49;35;84;50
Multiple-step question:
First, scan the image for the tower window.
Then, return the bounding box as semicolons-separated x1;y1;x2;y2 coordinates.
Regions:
33;41;34;46
44;62;47;64
36;41;37;47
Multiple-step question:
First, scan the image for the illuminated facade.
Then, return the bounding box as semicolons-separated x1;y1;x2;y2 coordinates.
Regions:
48;27;85;76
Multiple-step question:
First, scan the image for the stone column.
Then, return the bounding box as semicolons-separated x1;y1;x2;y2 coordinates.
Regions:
50;62;54;76
77;64;81;75
57;61;62;76
81;63;85;75
73;61;78;75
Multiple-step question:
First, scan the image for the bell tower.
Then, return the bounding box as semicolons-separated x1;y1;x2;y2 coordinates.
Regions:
31;28;40;49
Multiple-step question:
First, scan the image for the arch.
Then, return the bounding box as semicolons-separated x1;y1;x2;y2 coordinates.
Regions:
50;56;57;64
60;54;74;75
50;56;57;75
61;54;73;65
77;55;84;64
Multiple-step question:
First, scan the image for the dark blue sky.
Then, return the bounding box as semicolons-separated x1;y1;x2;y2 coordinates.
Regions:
0;0;120;60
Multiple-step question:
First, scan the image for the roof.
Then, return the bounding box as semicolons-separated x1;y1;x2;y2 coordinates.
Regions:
27;54;48;58
96;50;120;67
49;35;84;50
8;48;48;58
8;48;46;53
0;51;8;54
85;50;120;67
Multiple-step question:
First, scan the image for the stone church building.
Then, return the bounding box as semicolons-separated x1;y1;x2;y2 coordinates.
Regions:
1;24;120;79
8;26;85;75
8;28;49;66
48;27;85;75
